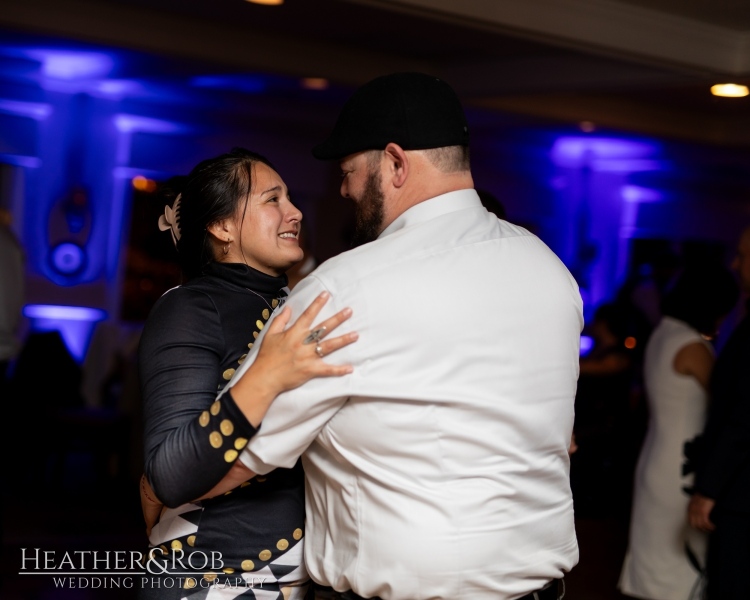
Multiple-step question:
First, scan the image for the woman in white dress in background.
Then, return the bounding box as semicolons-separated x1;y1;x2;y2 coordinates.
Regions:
619;264;738;600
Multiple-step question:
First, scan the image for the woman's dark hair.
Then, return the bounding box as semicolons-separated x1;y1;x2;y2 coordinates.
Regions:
660;264;739;335
162;147;275;280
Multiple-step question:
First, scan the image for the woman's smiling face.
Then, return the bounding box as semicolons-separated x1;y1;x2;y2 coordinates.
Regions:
231;161;304;276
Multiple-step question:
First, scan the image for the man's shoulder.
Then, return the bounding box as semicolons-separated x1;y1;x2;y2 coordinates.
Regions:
304;241;386;290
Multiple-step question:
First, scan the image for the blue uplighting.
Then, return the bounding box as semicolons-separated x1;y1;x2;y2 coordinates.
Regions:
50;242;87;276
114;114;190;134
550;137;659;168
23;304;107;363
580;335;594;356
191;74;267;94
621;185;663;203
0;98;52;120
25;49;115;80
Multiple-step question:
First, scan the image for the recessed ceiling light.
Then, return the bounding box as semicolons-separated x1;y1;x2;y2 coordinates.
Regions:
245;0;283;5
710;83;749;98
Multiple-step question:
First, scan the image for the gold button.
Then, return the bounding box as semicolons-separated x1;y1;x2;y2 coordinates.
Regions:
171;540;182;551
256;320;264;330
253;331;258;339
220;419;234;436
277;539;289;551
262;309;270;320
258;549;272;561
234;437;248;450
184;577;197;589
199;411;210;427
209;432;223;448
224;449;238;462
210;401;221;416
272;299;279;308
223;567;234;574
223;368;235;380
160;545;168;554
293;528;303;540
187;535;196;547
240;481;251;488
204;572;217;582
256;476;266;482
224;490;232;495
248;342;253;349
241;559;255;571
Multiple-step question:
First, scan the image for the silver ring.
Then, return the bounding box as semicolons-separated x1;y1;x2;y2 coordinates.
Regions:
303;326;327;345
315;345;324;358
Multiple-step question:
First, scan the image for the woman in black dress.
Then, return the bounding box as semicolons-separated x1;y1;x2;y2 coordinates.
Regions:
137;148;357;600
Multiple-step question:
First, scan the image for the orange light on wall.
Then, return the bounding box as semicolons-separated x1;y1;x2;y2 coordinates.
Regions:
301;77;329;90
132;176;157;193
245;0;284;5
624;336;637;349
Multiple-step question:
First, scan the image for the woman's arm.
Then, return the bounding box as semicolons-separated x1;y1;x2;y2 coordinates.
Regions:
579;351;631;376
140;462;256;536
673;341;714;390
141;289;356;509
140;288;258;507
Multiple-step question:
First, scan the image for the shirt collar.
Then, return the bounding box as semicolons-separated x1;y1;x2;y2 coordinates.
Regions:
378;189;482;240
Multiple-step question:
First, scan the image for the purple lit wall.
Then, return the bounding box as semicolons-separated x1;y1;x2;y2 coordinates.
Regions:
0;45;188;362
548;135;665;319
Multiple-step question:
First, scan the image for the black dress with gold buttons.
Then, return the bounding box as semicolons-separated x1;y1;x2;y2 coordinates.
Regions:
138;261;308;600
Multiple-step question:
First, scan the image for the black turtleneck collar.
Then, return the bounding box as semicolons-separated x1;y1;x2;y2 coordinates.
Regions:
202;261;288;296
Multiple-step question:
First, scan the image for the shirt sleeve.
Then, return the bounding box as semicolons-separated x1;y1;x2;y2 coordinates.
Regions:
226;274;358;474
140;288;259;507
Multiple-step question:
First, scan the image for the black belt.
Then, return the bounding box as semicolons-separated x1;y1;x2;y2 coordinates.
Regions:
337;579;564;600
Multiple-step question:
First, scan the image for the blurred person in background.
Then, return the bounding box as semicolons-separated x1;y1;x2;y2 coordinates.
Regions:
0;207;24;394
619;264;739;600
572;301;641;517
688;225;750;600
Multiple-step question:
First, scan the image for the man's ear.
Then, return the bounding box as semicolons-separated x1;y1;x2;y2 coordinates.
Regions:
384;143;409;188
207;219;234;244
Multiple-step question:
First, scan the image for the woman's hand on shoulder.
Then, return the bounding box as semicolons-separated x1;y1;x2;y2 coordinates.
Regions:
252;291;358;393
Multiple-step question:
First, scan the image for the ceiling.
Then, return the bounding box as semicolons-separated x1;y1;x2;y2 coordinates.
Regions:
2;0;750;146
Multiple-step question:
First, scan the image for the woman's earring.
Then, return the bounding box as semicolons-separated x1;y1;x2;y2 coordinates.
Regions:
223;241;230;255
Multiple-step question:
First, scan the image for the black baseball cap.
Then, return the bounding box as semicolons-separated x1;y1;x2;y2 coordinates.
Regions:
312;72;469;160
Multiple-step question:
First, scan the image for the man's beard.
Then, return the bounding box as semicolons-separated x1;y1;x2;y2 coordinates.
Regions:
350;169;385;248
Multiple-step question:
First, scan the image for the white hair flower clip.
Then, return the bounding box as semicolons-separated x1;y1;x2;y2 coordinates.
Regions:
158;194;182;247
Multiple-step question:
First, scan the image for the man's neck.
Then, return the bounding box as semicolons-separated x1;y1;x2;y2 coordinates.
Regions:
382;171;474;233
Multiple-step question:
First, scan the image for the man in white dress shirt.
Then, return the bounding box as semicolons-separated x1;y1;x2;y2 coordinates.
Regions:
229;72;583;600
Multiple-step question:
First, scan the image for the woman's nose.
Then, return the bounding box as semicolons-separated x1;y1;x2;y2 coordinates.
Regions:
286;201;303;223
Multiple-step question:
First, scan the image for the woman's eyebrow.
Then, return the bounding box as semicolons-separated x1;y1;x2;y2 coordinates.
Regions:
261;185;282;196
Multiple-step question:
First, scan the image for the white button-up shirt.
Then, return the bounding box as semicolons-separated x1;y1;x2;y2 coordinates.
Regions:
229;189;583;600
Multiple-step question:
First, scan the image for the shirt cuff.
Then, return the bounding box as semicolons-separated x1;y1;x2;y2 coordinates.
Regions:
238;444;276;475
